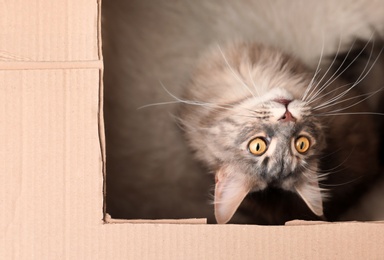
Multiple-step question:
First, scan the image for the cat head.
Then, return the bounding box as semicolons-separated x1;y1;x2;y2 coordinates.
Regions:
180;43;327;224
211;90;326;224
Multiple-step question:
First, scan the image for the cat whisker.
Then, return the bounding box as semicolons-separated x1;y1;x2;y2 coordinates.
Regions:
138;100;183;109
314;111;384;117
305;164;346;176
158;81;226;109
173;115;209;132
298;162;326;178
306;83;352;106
302;70;323;106
313;87;384;111
302;31;325;101
303;170;330;182
252;110;272;116
247;63;261;97
312;48;383;112
217;44;256;99
235;114;265;119
307;34;378;105
303;146;354;178
320;160;348;173
347;38;381;85
318;147;342;159
299;164;332;181
306;37;360;103
140;81;260;114
137;81;221;109
328;40;380;102
305;35;345;103
320;176;363;187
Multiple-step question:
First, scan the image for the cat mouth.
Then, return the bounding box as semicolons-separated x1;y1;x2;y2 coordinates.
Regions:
274;98;292;106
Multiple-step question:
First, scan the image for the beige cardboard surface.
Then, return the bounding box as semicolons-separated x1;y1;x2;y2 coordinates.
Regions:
103;223;384;259
0;69;103;259
1;0;384;259
0;0;99;61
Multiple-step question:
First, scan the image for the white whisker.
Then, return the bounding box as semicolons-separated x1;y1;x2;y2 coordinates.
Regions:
307;38;359;103
217;44;256;99
305;35;344;103
313;88;384;111
315;112;384;117
302;31;325;101
300;164;331;181
307;83;352;105
247;63;260;97
138;81;258;114
310;44;383;112
320;176;363;187
138;100;183;109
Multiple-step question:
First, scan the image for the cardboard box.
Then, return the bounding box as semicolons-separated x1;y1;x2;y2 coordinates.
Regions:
1;0;384;259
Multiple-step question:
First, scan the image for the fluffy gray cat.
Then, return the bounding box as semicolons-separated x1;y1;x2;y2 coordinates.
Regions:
102;0;384;224
179;41;382;224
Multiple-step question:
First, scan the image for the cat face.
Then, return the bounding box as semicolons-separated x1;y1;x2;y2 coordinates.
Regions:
201;88;326;224
237;96;324;186
180;43;329;224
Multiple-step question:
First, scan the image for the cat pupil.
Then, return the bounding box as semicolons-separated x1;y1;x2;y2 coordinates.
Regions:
300;142;304;150
256;143;260;151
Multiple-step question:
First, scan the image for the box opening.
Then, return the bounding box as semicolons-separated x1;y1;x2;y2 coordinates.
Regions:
101;1;384;225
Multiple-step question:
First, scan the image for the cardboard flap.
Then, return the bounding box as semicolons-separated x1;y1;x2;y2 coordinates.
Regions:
0;0;99;61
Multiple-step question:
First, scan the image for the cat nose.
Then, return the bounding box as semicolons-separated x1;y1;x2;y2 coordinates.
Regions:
279;110;296;122
274;99;296;122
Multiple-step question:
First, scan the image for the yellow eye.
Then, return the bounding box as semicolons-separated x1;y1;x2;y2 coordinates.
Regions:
295;136;310;154
248;138;268;156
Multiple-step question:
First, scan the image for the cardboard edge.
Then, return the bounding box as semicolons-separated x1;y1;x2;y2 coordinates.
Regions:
285;219;384;226
96;0;107;223
104;214;207;224
285;220;333;226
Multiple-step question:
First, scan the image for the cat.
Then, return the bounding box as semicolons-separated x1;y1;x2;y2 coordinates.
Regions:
102;0;384;223
179;41;382;224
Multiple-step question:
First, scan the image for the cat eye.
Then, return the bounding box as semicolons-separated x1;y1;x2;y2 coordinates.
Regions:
295;136;310;154
248;138;268;156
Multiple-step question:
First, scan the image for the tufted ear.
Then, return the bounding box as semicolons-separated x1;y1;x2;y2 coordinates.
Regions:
214;166;252;224
294;179;324;217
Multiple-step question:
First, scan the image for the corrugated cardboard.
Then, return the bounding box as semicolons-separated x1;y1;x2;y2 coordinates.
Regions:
1;0;384;259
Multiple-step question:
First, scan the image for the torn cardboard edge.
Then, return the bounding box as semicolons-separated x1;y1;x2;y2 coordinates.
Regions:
104;214;384;226
97;0;107;225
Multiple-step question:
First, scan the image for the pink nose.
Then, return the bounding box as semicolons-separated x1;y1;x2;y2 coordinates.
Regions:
279;110;296;122
274;99;296;122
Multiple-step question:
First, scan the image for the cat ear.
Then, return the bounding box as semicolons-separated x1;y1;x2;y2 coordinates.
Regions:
214;166;252;224
294;180;324;217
